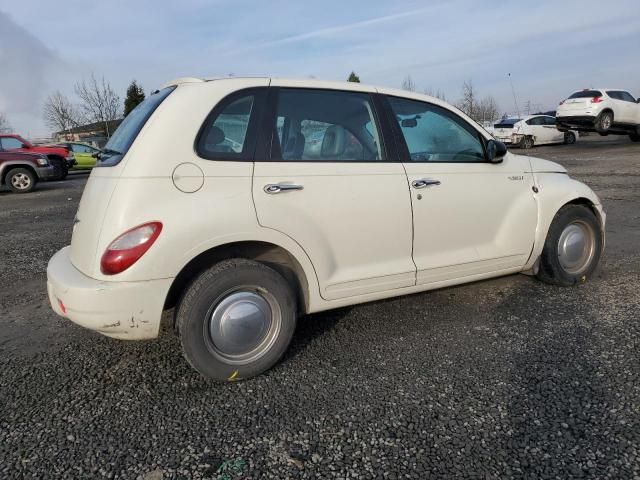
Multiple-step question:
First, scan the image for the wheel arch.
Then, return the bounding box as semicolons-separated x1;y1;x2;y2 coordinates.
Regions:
164;240;312;316
525;174;605;271
1;163;38;185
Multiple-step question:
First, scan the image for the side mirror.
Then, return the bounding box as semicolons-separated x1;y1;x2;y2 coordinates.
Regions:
21;143;30;149
486;139;507;163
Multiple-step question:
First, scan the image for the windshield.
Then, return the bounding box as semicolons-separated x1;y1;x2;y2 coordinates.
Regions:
98;86;175;166
568;90;602;99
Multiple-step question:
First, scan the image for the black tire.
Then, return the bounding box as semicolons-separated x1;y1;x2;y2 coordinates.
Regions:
48;156;69;180
5;168;36;193
536;205;602;286
595;110;613;135
630;133;640;142
176;258;297;381
520;136;534;149
564;132;576;145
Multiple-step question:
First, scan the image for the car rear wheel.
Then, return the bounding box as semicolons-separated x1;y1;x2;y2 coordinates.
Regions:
595;111;613;135
536;205;602;286
564;132;576;145
5;168;36;193
176;258;297;381
630;133;640;142
520;136;534;149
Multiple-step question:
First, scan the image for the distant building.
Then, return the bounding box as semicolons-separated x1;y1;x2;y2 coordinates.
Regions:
55;119;122;148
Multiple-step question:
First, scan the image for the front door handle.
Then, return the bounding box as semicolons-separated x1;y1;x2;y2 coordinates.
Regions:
264;183;304;194
411;178;441;189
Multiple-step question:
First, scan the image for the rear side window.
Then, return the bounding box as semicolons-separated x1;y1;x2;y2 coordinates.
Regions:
526;117;544;126
568;90;602;99
197;88;266;160
268;88;385;162
98;86;175;167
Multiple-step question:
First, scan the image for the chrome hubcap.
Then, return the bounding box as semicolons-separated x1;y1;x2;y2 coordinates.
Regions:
602;115;612;129
11;173;31;190
206;288;281;364
557;221;595;275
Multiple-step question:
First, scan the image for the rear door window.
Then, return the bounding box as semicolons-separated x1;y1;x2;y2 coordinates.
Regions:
526;117;544;126
98;86;175;166
268;88;384;162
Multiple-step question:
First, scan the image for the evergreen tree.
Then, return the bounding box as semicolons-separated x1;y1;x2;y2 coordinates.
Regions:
124;80;145;116
347;71;361;83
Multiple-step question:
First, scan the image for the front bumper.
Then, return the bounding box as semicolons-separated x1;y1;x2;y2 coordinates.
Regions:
47;246;173;340
36;165;56;180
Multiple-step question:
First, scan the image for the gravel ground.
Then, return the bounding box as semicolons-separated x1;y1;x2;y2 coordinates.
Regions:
1;136;639;479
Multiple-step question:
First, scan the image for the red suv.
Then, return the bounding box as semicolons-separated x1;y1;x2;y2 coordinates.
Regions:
0;134;74;180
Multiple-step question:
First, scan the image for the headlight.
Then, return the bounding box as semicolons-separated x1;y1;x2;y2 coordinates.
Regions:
36;157;49;166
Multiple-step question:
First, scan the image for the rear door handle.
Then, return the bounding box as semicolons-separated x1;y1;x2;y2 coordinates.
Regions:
264;183;304;194
411;178;441;189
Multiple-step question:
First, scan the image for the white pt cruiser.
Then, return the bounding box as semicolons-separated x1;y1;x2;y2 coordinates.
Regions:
47;77;605;381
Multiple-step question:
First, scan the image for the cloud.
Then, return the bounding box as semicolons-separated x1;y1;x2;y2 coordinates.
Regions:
0;11;71;134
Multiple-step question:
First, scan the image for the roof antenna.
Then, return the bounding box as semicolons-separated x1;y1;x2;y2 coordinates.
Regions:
508;73;521;118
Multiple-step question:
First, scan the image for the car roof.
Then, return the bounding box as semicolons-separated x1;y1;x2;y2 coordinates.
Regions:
160;76;458;117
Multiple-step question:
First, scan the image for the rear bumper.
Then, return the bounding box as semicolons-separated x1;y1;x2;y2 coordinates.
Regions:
46;246;173;340
36;166;56;180
556;116;597;128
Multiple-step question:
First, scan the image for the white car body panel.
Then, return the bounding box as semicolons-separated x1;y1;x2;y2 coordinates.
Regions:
47;77;605;340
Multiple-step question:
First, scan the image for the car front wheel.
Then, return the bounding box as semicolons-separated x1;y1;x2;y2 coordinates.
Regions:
176;258;297;381
630;133;640;142
6;168;36;193
536;205;602;286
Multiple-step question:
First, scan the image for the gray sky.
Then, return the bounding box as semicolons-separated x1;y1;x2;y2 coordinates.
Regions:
1;0;639;136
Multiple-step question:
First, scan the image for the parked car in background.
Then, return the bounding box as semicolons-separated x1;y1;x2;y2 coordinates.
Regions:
0;134;74;179
0;151;54;193
56;142;100;169
556;89;640;141
492;116;576;148
47;77;605;382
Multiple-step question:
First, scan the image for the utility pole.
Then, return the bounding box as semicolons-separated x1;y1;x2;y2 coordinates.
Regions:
508;73;521;118
525;100;531;115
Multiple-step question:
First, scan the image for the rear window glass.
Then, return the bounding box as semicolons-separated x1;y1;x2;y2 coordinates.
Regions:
97;86;175;167
568;90;602;99
494;118;521;128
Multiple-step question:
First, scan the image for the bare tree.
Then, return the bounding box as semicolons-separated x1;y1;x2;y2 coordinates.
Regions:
401;75;416;92
424;87;446;101
0;112;11;133
476;95;499;124
75;74;121;137
455;80;499;124
43;92;84;133
456;80;476;119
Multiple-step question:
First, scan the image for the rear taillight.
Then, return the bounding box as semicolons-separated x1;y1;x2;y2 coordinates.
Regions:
591;96;603;103
100;222;162;275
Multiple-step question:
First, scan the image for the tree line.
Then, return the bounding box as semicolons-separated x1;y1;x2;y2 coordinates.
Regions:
42;76;145;135
348;71;499;124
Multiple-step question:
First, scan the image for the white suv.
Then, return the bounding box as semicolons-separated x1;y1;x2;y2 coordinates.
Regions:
556;89;640;141
47;77;605;381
